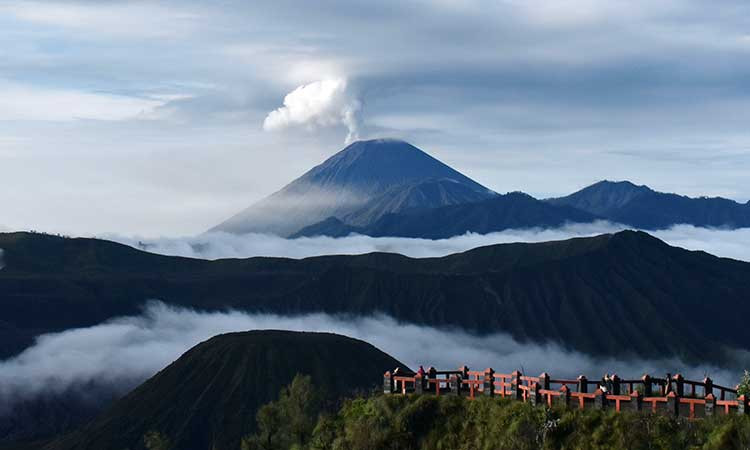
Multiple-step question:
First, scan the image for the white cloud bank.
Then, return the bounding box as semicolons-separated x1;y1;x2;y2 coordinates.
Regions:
263;78;362;144
2;1;197;39
0;81;166;122
107;222;750;262
0;301;742;415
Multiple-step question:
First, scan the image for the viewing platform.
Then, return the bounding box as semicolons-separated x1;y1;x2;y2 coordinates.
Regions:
384;366;748;420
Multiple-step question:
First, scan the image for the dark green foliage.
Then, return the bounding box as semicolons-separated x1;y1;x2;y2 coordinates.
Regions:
142;431;170;450
738;370;750;397
241;375;322;450
260;389;750;450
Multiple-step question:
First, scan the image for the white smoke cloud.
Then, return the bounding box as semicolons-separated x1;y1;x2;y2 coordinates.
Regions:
263;78;362;144
106;222;750;262
0;302;743;416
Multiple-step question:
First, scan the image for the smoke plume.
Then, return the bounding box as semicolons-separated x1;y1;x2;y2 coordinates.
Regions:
1;301;744;416
263;78;362;144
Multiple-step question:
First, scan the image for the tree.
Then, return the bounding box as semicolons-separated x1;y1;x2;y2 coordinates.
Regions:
143;430;171;450
242;374;322;450
738;370;750;397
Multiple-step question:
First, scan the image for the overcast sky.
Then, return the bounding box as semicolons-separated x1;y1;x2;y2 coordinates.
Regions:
2;0;750;235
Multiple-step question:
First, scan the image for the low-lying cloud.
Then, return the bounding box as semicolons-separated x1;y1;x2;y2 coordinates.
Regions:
1;301;744;416
107;222;750;262
263;78;362;144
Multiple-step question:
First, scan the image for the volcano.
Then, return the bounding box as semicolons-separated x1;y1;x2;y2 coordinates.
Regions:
210;139;495;236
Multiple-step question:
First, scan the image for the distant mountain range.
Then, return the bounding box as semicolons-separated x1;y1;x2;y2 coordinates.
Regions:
211;139;750;238
2;231;749;366
44;331;405;450
548;180;750;229
293;192;598;239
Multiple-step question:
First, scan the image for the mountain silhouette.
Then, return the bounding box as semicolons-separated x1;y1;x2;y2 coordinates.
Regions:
548;180;750;229
293;192;599;238
45;331;407;450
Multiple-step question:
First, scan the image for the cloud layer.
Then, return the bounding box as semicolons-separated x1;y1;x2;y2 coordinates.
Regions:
107;222;750;262
1;301;743;416
263;78;362;144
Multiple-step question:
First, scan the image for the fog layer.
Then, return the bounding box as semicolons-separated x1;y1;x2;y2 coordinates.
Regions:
1;301;743;415
107;222;750;261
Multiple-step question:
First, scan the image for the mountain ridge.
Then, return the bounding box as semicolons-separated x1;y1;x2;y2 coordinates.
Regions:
293;191;600;238
1;230;749;365
548;180;750;229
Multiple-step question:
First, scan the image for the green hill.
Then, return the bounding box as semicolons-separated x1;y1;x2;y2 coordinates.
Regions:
1;230;750;364
44;330;407;450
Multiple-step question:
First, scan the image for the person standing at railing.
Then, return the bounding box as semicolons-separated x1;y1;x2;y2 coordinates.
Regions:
664;373;673;395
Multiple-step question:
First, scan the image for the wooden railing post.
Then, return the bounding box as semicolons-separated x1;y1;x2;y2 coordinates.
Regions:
384;371;393;394
577;375;588;394
630;390;642;411
511;370;523;401
705;393;716;416
558;385;571;408
483;368;495;397
703;377;713;398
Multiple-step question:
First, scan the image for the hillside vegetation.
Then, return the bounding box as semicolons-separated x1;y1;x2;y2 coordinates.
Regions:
243;378;750;450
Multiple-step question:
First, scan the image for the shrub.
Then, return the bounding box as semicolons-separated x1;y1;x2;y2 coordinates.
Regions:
738;370;750;397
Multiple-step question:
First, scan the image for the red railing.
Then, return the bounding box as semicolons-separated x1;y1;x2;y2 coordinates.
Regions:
383;366;747;419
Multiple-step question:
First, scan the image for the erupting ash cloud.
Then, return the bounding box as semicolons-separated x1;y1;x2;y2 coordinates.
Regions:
107;222;750;262
0;302;743;415
263;78;362;144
